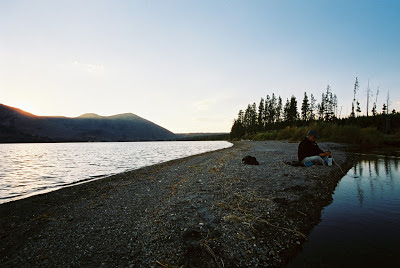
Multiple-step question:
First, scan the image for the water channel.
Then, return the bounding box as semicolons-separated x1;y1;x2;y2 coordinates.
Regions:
289;151;400;267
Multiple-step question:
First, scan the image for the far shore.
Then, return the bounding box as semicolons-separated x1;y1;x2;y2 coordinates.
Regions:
0;141;353;267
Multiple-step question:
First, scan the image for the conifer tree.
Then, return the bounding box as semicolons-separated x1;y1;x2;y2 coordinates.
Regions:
258;98;265;131
309;94;316;121
289;95;298;123
301;92;310;121
284;98;290;122
264;95;270;128
284;96;298;123
243;104;252;130
318;93;325;120
372;103;377;116
230;110;246;139
268;93;277;124
249;102;258;133
237;110;244;124
333;94;338;118
230;86;346;139
276;96;283;123
324;85;334;121
230;119;245;139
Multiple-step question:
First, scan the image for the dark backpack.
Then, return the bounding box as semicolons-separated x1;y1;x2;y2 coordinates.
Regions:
242;155;259;165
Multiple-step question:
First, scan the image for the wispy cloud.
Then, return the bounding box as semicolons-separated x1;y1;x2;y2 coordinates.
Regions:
193;99;216;110
73;61;104;72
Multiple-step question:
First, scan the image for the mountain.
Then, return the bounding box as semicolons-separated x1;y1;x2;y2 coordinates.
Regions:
0;104;176;142
175;133;229;141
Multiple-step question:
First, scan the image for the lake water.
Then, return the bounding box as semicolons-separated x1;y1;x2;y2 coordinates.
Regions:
0;141;232;204
289;153;400;267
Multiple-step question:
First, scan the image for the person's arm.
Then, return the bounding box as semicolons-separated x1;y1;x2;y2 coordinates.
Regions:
315;143;332;157
319;151;332;157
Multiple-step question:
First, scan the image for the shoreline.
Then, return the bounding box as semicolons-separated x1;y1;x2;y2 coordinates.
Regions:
0;141;353;267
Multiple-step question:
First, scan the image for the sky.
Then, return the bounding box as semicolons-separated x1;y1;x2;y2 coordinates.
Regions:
1;0;399;133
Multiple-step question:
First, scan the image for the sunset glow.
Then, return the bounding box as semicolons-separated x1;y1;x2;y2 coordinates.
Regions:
1;0;399;132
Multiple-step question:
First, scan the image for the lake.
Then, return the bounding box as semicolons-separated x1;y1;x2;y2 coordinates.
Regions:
289;152;400;267
0;141;232;204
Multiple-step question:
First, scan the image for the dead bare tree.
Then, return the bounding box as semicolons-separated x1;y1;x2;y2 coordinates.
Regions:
372;86;379;116
366;80;372;117
351;77;359;117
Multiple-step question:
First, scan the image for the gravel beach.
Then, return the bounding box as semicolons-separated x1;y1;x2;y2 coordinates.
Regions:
0;141;353;267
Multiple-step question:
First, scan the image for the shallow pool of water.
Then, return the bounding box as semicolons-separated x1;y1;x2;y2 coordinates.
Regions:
289;153;400;267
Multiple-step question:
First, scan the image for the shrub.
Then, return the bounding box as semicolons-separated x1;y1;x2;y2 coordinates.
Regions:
252;132;267;141
252;132;277;141
241;133;256;140
238;120;391;145
338;125;361;144
277;126;295;140
290;127;307;141
319;123;336;141
360;127;383;145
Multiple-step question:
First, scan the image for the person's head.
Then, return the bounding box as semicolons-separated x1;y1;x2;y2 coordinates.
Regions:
307;130;319;142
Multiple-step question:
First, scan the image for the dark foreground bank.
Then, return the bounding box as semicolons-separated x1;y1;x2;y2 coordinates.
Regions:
0;141;353;267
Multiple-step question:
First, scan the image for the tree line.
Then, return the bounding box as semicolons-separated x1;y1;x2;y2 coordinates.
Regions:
231;79;397;139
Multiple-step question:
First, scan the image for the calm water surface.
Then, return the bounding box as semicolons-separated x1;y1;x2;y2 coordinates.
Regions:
290;153;400;267
0;141;232;204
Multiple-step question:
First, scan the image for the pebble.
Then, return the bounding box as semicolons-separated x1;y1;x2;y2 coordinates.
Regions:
0;141;350;267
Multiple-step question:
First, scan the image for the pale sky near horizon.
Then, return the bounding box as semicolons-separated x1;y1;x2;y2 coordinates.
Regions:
1;0;399;133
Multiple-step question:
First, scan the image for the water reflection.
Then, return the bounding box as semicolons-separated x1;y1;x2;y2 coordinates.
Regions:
351;154;399;207
289;153;400;267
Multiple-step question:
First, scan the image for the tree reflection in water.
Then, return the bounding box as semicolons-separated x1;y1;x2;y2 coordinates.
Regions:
352;154;399;207
289;152;400;267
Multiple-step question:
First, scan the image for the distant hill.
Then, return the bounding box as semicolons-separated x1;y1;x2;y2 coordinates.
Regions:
175;133;230;141
0;104;176;142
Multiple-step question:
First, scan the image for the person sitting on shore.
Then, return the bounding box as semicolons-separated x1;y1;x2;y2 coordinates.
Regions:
298;130;332;166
